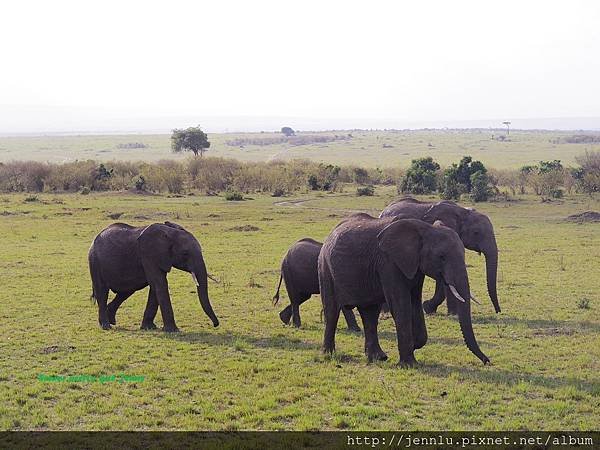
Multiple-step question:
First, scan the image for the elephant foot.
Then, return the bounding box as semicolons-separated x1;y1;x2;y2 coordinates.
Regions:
398;355;418;368
140;322;158;330
422;300;438;315
347;325;362;333
367;348;388;363
279;309;292;325
100;322;112;330
163;325;180;333
292;320;301;328
323;344;335;355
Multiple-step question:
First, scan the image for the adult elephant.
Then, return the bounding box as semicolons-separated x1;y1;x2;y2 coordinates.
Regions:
272;238;361;331
88;221;219;331
319;214;489;366
380;198;500;315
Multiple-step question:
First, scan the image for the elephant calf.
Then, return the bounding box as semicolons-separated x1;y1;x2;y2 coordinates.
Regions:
88;221;219;332
273;238;360;331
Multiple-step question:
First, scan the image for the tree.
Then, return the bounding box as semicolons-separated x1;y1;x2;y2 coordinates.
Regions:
470;171;493;202
281;127;295;137
400;157;440;194
171;125;211;157
440;156;488;200
502;121;511;135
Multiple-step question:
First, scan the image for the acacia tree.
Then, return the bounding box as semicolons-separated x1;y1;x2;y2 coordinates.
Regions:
171;126;211;157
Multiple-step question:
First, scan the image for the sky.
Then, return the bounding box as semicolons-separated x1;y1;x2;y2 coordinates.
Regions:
1;0;599;132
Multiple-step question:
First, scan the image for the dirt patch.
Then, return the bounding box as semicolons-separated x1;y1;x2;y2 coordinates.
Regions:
228;225;260;232
565;211;600;223
107;212;124;220
207;213;220;218
133;215;151;220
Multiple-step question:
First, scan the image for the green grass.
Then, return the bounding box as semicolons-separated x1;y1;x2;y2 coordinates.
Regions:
1;130;598;168
0;187;599;430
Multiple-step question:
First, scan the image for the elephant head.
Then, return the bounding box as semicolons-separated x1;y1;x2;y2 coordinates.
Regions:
137;221;219;327
378;219;489;364
423;202;500;314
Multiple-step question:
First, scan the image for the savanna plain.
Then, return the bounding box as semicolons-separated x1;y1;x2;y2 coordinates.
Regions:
0;131;599;431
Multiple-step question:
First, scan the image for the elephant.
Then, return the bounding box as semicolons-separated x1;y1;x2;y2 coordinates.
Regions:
88;221;219;331
379;198;500;315
272;238;361;331
319;213;490;366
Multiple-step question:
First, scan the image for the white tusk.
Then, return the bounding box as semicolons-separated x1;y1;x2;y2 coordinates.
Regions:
207;273;220;284
190;272;200;287
470;294;481;305
448;284;466;303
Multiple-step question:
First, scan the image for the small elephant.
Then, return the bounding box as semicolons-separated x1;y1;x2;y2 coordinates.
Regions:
88;221;219;331
319;213;489;366
380;198;500;315
273;238;361;331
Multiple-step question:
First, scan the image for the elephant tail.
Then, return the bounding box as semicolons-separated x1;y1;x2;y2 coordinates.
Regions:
272;272;283;306
90;291;96;305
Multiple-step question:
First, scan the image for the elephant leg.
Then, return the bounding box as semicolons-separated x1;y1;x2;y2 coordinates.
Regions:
321;269;340;355
422;279;446;315
382;281;416;367
342;307;361;333
411;280;428;350
357;303;387;362
445;290;459;315
279;305;293;325
94;286;111;330
107;291;134;325
150;276;178;332
141;287;159;330
292;303;302;328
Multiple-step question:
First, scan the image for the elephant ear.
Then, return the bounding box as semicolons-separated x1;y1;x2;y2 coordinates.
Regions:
377;219;423;280
137;223;174;274
422;201;465;233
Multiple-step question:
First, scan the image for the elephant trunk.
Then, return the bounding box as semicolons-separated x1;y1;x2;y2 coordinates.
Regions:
450;281;490;365
483;240;501;313
192;260;219;327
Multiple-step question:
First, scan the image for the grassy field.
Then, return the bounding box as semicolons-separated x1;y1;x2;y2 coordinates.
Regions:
0;186;598;430
1;130;599;168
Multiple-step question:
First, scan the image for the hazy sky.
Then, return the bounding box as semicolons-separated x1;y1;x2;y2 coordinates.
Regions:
1;0;599;131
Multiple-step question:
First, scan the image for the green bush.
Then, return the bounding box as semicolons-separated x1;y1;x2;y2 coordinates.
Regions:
400;157;440;194
225;190;244;201
356;185;375;196
470;170;494;202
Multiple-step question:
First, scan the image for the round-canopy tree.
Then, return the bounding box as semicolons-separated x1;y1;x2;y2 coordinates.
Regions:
171;126;211;157
281;127;295;137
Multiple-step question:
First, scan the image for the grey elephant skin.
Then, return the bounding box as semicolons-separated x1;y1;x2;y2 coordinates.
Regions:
88;221;219;331
380;198;500;315
319;214;489;366
273;238;360;331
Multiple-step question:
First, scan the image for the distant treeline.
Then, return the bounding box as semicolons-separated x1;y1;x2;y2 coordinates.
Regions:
560;134;600;144
0;151;597;200
225;134;352;147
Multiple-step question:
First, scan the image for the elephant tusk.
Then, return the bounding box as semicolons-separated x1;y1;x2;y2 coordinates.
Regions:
448;284;466;303
190;272;200;287
207;273;221;284
470;294;481;305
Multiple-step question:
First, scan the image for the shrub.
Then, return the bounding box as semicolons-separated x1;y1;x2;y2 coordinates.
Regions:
271;188;285;197
400;157;440;194
134;175;147;191
80;187;91;195
574;151;600;195
470;171;494;202
225;190;244;201
356;185;375;196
